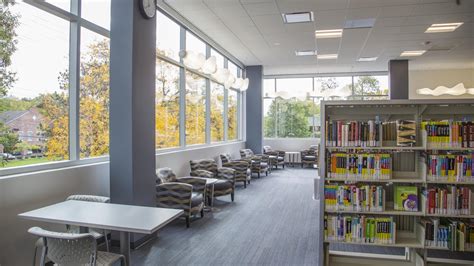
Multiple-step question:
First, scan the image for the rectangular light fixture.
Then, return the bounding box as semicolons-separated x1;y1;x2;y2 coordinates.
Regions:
315;29;343;39
344;18;376;29
400;50;426;56
295;50;317;56
357;57;378;62
317;54;338;60
425;22;463;33
282;12;314;24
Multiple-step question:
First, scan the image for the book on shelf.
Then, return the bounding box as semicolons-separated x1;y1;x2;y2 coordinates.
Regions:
324;215;396;244
327;152;392;180
424;186;472;216
396;120;416;147
425;154;474;182
422;218;474;252
422;121;474;148
325;120;381;147
394;186;419;212
325;184;385;212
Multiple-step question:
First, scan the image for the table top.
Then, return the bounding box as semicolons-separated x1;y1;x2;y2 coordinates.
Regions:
180;176;219;184
285;151;301;154
19;200;183;234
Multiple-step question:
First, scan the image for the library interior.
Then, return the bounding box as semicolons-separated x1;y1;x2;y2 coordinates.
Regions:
0;0;473;265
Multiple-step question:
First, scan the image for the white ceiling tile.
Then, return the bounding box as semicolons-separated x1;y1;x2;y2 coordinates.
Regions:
244;2;280;16
346;7;380;20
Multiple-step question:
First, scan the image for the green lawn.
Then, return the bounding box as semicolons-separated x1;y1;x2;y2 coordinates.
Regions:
1;157;50;168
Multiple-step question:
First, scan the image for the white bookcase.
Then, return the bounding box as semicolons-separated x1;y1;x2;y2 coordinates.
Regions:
318;100;474;266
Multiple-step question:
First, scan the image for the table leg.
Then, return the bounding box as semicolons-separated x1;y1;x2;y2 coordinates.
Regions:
210;184;215;207
120;231;130;266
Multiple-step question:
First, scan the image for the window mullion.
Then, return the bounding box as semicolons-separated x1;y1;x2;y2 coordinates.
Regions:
179;27;186;147
205;45;211;144
223;59;229;141
68;0;81;160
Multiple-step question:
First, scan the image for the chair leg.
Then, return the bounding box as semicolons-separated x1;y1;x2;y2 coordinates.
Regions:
186;217;190;228
231;192;234;202
200;209;204;218
32;246;38;266
258;172;260;178
104;230;109;252
244;180;247;188
266;170;268;176
39;246;47;266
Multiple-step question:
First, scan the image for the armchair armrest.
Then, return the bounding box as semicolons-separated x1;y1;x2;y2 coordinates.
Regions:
190;169;214;178
264;151;279;156
217;167;236;183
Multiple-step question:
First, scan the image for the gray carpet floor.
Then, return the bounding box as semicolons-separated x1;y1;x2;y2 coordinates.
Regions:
131;167;320;266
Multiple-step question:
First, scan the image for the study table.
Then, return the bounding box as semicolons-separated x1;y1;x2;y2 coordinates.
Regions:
19;200;183;265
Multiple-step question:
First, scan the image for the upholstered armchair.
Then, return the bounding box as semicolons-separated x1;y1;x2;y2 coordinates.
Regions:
189;159;236;202
220;153;251;188
240;149;269;178
263;145;285;169
156;167;205;228
301;145;319;168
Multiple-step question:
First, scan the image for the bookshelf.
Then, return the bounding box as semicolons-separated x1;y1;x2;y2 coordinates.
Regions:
319;100;474;266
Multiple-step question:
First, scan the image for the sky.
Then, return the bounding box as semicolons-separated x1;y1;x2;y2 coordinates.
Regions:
7;0;110;99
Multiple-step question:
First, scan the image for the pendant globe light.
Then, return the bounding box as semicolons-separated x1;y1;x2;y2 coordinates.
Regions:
232;77;244;89
201;56;217;74
240;78;249;91
179;50;205;70
212;68;230;84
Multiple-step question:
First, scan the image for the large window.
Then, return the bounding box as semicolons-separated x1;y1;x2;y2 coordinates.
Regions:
156;12;180;61
185;72;206;145
156;60;180;149
81;0;111;30
210;82;224;142
264;75;389;139
1;2;70;168
79;29;110;159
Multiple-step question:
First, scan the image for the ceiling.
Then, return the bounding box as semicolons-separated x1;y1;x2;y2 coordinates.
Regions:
161;0;474;75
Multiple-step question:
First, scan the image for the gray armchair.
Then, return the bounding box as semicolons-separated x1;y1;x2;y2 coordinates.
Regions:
240;149;269;178
220;153;251;188
189;159;236;202
301;145;319;168
263;145;285;169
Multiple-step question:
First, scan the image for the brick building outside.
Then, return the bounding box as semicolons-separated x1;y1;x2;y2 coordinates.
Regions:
0;108;46;148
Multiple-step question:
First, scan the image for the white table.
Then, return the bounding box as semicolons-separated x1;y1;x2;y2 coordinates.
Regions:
19;200;183;265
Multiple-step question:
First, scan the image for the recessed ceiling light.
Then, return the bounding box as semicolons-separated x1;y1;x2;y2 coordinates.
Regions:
282;12;314;24
315;29;343;39
273;42;281;46
295;50;317;56
425;22;463;33
400;50;426;56
317;54;338;60
358;57;378;62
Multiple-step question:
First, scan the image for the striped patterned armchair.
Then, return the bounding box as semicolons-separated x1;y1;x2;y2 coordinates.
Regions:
300;145;319;168
156;168;205;228
189;159;236;202
263;145;285;169
240;149;269;178
220;153;251;188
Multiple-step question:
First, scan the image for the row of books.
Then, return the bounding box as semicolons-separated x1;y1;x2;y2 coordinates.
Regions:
422;121;474;148
425;186;472;216
325;185;385;212
423;218;474;251
425;154;474;182
325;120;381;147
324;215;396;244
327;153;392;180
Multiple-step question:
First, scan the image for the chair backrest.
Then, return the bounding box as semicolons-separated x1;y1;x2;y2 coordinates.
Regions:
263;146;273;153
176;177;207;195
28;227;97;265
66;195;110;203
189;159;217;174
220;153;232;164
156;183;192;214
240;149;254;159
156;167;177;184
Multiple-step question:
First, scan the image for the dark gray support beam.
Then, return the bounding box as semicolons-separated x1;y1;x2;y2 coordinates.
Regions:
110;0;156;208
389;60;409;99
245;65;263;153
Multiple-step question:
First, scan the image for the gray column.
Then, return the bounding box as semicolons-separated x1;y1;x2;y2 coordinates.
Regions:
245;65;263;153
110;1;156;207
388;59;409;99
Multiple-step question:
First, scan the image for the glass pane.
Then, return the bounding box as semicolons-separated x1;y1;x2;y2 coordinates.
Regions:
276;78;312;99
80;28;110;159
263;98;276;138
81;0;111;30
156;60;180;149
264;79;275;98
210;49;224;68
185;71;206;145
186;32;205;55
45;0;70;11
210;82;224;142
314;76;353;100
157;12;180;61
352;75;389;100
228;62;238;76
228;90;238;140
1;2;69;168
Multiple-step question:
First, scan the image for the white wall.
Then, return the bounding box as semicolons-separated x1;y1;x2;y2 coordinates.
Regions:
409;67;474;99
0;141;244;266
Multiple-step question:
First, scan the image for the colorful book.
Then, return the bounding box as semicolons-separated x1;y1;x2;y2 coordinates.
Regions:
394;186;418;212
